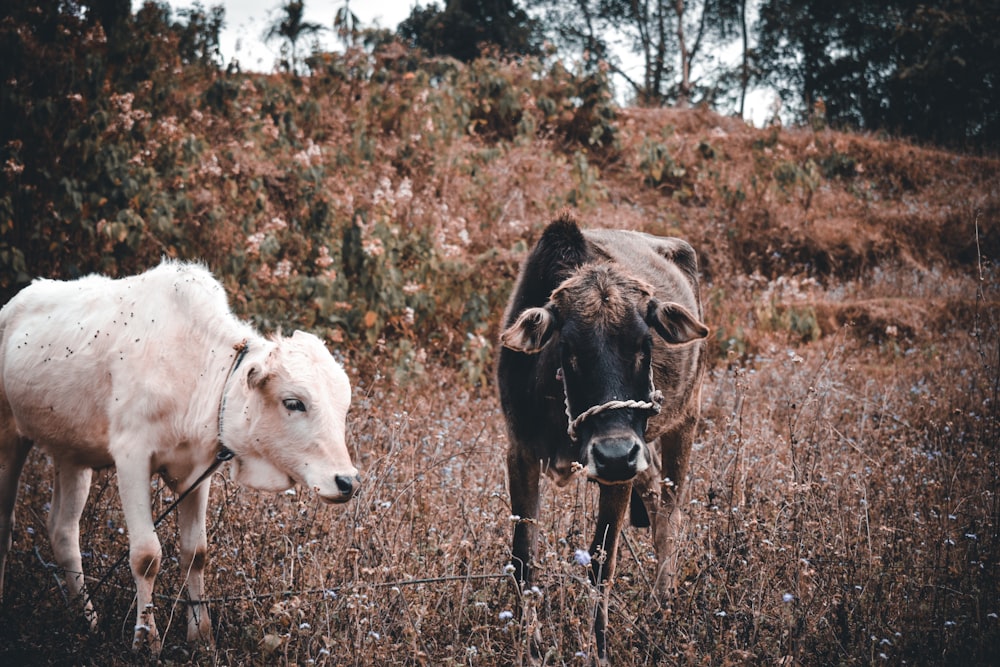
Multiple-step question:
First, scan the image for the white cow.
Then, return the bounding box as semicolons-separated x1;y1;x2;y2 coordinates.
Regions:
0;260;359;652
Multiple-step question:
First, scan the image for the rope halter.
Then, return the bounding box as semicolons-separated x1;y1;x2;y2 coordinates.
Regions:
561;364;663;442
217;339;250;459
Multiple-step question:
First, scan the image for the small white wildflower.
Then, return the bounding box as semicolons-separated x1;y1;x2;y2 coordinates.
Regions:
498;610;514;621
396;178;413;204
783;593;795;603
274;259;293;280
299;622;311;630
362;237;385;258
368;631;380;640
503;563;516;574
574;549;592;567
715;610;727;617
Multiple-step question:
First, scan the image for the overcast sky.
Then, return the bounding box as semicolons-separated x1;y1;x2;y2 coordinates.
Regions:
146;1;772;122
153;0;416;71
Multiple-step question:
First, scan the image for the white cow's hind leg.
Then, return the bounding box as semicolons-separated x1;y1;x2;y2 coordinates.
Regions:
49;461;97;629
0;433;31;602
177;479;213;645
115;455;162;654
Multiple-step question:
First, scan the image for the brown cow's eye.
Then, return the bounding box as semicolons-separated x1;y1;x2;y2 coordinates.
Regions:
283;398;306;412
568;354;580;372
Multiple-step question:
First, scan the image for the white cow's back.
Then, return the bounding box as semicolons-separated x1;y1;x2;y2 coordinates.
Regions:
0;261;254;465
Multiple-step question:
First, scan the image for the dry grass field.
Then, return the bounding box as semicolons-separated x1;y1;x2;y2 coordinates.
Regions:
2;288;996;666
1;59;998;665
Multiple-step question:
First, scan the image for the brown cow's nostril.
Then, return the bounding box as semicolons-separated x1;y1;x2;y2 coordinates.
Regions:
628;441;642;468
334;474;355;496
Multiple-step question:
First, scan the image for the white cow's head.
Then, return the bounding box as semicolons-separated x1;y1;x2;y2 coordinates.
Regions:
222;330;359;503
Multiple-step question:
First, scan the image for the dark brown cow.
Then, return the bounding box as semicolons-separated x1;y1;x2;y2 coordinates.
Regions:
497;214;708;663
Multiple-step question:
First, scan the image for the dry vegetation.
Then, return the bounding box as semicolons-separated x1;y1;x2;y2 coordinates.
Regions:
1;51;999;665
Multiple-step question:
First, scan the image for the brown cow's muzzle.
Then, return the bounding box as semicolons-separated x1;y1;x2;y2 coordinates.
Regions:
588;435;648;483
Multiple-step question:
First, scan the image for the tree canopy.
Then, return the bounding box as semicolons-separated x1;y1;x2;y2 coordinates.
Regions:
755;0;1000;149
397;0;540;61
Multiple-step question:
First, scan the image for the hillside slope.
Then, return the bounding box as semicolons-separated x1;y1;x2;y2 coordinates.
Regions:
1;52;998;665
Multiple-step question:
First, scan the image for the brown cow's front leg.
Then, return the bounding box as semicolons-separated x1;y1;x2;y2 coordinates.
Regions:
589;482;631;665
507;445;541;662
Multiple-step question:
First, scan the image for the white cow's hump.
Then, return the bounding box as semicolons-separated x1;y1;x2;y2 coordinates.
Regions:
113;259;230;321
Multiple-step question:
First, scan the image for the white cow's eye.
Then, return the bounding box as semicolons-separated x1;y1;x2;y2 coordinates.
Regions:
283;398;306;412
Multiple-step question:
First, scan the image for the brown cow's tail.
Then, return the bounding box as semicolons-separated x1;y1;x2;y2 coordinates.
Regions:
629;486;650;528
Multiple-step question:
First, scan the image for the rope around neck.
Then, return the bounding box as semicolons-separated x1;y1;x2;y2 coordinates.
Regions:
217;339;249;453
562;365;663;441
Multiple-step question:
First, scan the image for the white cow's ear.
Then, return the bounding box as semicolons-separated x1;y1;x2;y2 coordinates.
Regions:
647;299;709;345
246;362;270;390
501;306;557;354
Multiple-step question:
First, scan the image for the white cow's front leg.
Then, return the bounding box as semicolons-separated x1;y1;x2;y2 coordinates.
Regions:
49;462;97;630
177;479;213;645
116;457;162;654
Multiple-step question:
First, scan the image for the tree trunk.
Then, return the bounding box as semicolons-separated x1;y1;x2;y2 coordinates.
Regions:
739;0;748;117
674;0;691;107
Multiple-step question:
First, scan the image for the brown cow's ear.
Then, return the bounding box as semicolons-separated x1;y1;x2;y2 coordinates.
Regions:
501;306;557;354
647;300;709;345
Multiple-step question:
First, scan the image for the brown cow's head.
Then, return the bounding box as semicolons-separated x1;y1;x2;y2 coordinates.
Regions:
501;264;708;484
